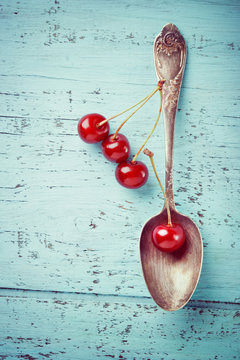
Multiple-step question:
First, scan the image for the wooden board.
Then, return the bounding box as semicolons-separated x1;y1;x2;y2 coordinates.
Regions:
0;289;239;360
0;0;240;358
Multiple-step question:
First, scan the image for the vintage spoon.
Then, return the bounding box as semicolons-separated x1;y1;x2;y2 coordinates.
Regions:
140;24;203;311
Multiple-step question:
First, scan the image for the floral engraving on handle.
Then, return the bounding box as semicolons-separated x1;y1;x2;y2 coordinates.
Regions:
154;24;186;114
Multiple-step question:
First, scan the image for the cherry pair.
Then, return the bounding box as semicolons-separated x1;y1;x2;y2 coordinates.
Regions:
101;129;148;189
77;113;148;189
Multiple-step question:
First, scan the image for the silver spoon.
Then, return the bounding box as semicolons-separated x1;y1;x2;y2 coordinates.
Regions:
140;24;203;311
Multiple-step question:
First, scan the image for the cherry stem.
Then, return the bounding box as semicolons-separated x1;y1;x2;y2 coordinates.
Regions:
143;149;172;227
97;89;158;128
111;85;160;140
131;87;163;163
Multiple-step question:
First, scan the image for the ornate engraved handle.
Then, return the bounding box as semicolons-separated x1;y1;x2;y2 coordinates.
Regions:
154;23;187;209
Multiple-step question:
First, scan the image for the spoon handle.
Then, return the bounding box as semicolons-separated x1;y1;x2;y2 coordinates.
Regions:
154;24;187;209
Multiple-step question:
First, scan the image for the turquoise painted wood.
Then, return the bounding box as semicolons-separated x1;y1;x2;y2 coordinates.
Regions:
0;289;239;360
0;0;239;358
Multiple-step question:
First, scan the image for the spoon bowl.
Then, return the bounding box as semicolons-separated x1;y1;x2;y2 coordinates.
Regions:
140;24;203;311
140;208;202;311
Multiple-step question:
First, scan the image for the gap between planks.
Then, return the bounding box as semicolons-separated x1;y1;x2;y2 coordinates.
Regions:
0;287;239;311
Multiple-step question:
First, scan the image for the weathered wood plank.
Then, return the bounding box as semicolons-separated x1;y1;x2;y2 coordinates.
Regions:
0;289;239;360
0;0;240;303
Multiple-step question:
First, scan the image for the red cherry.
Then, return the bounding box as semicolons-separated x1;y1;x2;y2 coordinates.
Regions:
152;223;185;252
115;160;148;189
78;113;109;143
101;133;130;163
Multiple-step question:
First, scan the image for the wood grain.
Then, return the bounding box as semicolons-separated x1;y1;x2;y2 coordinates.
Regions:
0;0;240;358
0;289;239;360
0;0;239;302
